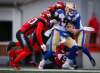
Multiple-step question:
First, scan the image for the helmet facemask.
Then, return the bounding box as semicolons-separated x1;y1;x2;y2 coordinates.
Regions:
41;10;51;19
65;2;75;15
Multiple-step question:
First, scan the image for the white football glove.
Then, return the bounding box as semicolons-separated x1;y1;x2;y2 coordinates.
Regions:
41;44;47;52
50;19;57;24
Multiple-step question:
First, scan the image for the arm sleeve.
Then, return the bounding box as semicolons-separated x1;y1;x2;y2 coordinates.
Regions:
36;22;44;45
74;13;83;29
79;20;83;29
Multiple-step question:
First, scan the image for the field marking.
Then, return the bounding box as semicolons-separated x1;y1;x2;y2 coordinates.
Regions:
0;68;100;72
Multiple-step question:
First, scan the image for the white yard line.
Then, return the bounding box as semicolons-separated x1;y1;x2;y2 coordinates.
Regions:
0;68;100;72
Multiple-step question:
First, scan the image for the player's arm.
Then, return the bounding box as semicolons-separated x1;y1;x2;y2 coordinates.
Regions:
73;12;83;29
36;22;44;45
36;22;47;52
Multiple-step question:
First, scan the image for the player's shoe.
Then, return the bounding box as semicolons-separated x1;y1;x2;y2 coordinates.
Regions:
38;59;46;69
28;60;38;67
90;58;96;67
62;58;74;70
9;61;21;70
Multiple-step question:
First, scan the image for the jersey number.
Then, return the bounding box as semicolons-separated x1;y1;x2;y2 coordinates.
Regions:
28;18;38;25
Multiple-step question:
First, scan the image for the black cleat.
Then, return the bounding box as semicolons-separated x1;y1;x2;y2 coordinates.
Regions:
90;58;96;67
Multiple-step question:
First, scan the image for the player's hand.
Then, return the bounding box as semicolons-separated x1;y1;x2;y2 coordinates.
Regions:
41;44;47;52
50;19;57;24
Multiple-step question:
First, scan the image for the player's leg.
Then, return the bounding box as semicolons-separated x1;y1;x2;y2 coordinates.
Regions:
38;29;60;69
79;46;96;66
62;37;79;69
7;42;17;66
51;29;60;52
10;32;33;69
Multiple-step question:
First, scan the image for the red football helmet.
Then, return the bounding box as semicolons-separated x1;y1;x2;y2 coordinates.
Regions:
41;10;51;19
54;0;65;9
47;6;56;13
